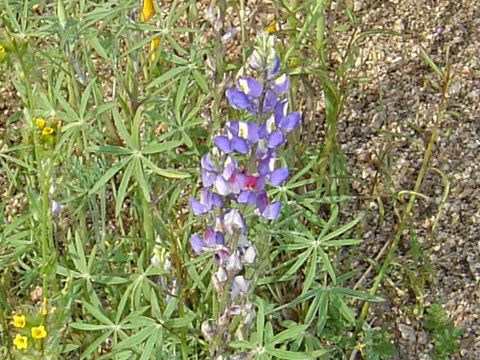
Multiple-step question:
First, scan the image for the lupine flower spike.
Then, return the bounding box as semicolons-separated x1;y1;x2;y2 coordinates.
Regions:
189;31;300;358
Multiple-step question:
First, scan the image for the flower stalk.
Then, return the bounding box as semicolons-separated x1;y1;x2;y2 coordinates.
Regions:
189;32;300;358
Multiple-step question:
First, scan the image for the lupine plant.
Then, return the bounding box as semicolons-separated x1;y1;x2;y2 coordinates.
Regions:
0;1;460;359
188;32;299;358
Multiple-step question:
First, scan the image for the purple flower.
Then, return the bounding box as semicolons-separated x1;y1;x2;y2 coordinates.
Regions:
256;192;281;220
272;73;289;93
189;188;222;216
190;226;224;253
200;153;219;187
231;275;250;299
215;157;246;196
223;209;244;234
259;115;285;149
238;174;265;205
237;77;262;97
274;99;300;131
213;134;249;154
225;88;251;110
227;121;260;145
268;167;288;186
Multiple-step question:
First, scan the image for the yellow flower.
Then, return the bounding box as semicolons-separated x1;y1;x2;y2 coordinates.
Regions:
12;314;26;328
13;334;28;350
35;117;45;129
42;126;54;135
0;45;5;53
265;20;277;34
31;325;47;339
140;0;155;23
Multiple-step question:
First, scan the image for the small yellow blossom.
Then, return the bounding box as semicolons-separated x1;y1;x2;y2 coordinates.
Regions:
42;126;54;135
35;117;45;129
12;314;26;328
265;20;277;34
13;334;28;350
0;45;5;53
31;325;47;339
140;0;155;23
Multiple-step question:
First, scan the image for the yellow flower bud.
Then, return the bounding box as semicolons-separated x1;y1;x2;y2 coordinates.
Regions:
140;0;155;22
149;38;159;61
0;45;5;53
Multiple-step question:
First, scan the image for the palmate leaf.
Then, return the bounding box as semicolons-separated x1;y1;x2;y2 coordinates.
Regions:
147;66;189;89
115;159;135;217
265;348;312;360
141;156;189;179
89;155;133;195
141;140;182;154
112;108;136;150
135;157;151;202
267;325;308;346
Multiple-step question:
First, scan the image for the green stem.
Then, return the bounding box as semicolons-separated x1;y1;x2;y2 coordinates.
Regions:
353;67;451;339
19;55;52;297
171;234;188;360
140;189;154;247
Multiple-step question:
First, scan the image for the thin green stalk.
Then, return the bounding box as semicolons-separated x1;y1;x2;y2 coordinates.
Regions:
19;55;53;296
140;189;154;244
171;234;188;360
353;66;451;340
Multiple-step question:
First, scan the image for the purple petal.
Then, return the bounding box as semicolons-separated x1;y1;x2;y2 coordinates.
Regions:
190;234;205;253
238;190;256;205
274;99;288;126
280;112;300;131
223;209;244;233
222;159;236;180
259;156;274;176
230;172;246;194
204;226;223;246
237;77;262;97
262;90;277;113
246;122;260;143
226;89;250;110
262;201;281;220
267;130;284;148
215;176;231;196
269;56;280;77
256;191;268;213
214;136;233;154
258;121;268;139
272;74;289;93
248;50;261;70
201;153;217;171
189;198;208;216
201;169;216;187
232;136;249;153
214;232;224;245
211;192;222;207
269;167;288;185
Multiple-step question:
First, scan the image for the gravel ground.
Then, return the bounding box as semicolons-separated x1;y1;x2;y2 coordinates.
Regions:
336;0;480;358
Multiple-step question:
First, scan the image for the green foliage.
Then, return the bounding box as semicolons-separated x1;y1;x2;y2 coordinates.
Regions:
424;303;465;360
0;0;459;359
